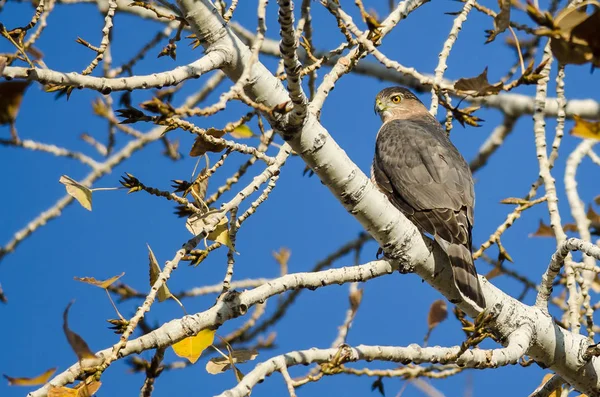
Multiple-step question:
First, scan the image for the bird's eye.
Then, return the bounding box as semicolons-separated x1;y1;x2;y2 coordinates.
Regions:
391;95;402;104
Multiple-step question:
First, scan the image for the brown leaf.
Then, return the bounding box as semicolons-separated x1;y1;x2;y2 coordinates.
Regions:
48;380;102;397
189;128;227;157
0;81;30;125
454;67;503;96
63;302;97;361
485;266;503;281
485;0;511;43
205;349;259;374
546;6;600;66
587;205;600;227
4;368;56;386
148;244;173;302
563;223;578;233
190;168;209;207
529;219;554;237
74;272;125;289
427;300;448;331
570;115;600;140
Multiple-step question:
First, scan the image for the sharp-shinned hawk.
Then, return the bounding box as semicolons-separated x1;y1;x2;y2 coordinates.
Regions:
372;87;485;309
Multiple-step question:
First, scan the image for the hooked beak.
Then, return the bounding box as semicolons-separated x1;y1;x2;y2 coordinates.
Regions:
374;99;386;115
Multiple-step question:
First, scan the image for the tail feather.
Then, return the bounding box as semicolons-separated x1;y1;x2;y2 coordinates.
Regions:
438;239;485;309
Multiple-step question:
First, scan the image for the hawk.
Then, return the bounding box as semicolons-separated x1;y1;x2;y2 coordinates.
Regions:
371;87;485;309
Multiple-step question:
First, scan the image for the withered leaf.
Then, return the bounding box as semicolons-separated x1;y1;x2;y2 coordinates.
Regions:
529;219;554;237
189;128;227;157
534;374;561;397
485;0;511;43
427;299;448;331
544;6;600;67
0;81;29;125
485;266;503;281
186;213;234;250
205;349;259;374
570;115;600;140
74;272;124;289
48;380;102;397
587;205;600;226
63;302;97;362
4;368;56;386
454;67;503;96
147;244;173;303
59;175;93;211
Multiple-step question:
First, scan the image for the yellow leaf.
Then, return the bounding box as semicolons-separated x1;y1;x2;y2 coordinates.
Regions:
207;217;234;250
570;115;600;140
206;349;258;374
74;272;125;289
172;329;215;364
147;245;172;302
4;367;56;386
59;175;93;211
230;124;254;139
63;302;97;362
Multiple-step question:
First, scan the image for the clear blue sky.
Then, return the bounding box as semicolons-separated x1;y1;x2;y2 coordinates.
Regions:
1;1;599;396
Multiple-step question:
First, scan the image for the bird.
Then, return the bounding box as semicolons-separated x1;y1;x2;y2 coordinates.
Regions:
371;86;485;309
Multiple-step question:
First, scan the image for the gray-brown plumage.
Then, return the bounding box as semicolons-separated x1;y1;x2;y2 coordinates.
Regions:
372;87;485;309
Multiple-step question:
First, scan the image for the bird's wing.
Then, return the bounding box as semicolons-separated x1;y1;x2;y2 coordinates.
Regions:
373;119;474;246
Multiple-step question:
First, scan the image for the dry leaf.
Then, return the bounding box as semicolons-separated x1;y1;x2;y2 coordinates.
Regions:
230;124;254;139
186;213;234;250
148;245;173;302
485;0;511;43
74;272;124;289
172;329;215;364
189;128;226;157
206;349;259;374
207;217;234;250
48;380;102;397
0;81;30;125
550;6;600;67
454;67;503;96
587;205;600;224
485;266;503;280
272;248;291;267
4;368;56;386
59;175;93;211
570;115;600;140
529;219;554;237
63;302;97;361
427;299;448;331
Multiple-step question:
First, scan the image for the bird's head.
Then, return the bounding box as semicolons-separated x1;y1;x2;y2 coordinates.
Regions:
374;87;425;123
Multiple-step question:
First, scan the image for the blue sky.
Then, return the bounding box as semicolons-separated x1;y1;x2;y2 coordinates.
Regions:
1;1;599;396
